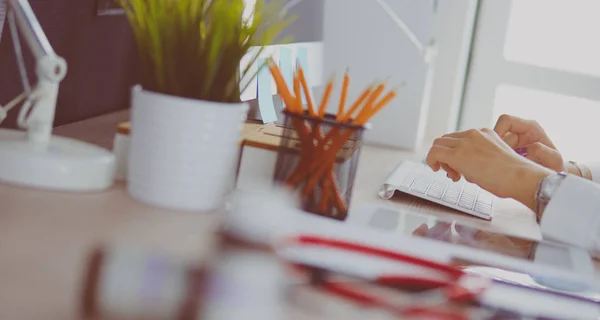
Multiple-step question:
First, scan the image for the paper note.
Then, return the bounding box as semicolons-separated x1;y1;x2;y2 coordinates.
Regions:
278;47;294;109
257;58;278;123
240;47;259;101
296;46;312;104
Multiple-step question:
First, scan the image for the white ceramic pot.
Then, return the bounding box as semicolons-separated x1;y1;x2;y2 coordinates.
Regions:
127;86;248;211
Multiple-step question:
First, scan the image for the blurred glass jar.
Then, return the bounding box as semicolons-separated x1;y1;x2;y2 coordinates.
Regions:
81;246;206;320
80;190;295;320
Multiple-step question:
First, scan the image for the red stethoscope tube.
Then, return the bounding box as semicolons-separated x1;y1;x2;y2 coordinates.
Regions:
282;235;490;320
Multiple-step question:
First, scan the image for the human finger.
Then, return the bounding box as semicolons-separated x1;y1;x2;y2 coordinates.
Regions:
433;137;462;148
425;145;454;172
495;115;557;150
525;142;564;172
442;130;472;139
441;163;460;181
502;132;519;148
494;114;532;137
427;137;459;172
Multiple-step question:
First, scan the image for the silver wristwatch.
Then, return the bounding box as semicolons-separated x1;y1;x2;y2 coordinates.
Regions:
535;171;567;221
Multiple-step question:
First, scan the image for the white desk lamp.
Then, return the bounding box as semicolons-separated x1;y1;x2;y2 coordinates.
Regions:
373;0;438;146
0;0;115;192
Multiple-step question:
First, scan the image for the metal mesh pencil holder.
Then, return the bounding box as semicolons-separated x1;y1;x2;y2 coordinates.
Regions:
274;110;366;221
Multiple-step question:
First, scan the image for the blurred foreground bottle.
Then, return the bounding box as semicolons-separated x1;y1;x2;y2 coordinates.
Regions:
80;191;294;319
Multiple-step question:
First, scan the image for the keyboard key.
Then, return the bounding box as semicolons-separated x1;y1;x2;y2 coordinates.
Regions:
476;190;494;207
462;183;479;198
429;180;447;191
458;183;479;210
396;162;496;218
474;203;492;215
442;184;462;204
426;181;447;199
401;170;418;188
411;176;432;194
458;196;475;210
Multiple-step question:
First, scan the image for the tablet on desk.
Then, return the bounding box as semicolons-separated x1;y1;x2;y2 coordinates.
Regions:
346;204;599;292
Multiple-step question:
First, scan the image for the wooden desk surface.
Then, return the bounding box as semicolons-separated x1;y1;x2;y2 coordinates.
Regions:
0;110;582;319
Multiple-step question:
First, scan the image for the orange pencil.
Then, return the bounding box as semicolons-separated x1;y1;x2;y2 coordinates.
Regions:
297;62;317;117
267;59;296;112
363;80;386;109
340;85;373;122
350;81;386;121
318;75;335;118
293;73;302;113
370;89;398;114
337;68;350;121
354;89;398;125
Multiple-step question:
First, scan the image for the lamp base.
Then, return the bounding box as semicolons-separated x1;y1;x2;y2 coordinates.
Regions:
0;129;116;192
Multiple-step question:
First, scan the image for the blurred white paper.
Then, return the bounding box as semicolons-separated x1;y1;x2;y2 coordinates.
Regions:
257;58;278;123
278;47;294;109
296;46;313;105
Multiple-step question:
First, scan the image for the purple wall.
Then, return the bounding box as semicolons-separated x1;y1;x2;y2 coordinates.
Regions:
0;0;138;128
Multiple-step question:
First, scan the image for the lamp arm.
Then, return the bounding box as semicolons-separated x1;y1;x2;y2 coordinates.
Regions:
7;0;67;145
373;0;426;54
8;0;54;60
284;0;435;62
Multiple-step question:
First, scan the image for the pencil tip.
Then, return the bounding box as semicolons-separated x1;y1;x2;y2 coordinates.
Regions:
329;74;336;82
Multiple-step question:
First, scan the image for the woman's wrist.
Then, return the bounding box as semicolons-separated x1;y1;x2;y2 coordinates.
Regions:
512;164;553;212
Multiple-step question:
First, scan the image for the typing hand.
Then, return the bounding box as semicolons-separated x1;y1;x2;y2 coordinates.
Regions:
494;114;556;150
494;114;565;172
426;128;552;211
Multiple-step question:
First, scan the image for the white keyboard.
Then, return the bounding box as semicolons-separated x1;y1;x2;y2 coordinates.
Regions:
380;161;495;220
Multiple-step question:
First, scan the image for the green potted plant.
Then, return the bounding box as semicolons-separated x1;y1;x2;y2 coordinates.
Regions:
119;0;294;211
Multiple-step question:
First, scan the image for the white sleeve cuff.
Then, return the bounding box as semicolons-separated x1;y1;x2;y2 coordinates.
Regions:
541;176;600;254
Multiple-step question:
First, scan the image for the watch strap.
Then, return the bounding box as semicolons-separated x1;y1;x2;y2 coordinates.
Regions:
535;171;567;222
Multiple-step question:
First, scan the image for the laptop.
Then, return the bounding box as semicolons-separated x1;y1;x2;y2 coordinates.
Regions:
379;160;495;220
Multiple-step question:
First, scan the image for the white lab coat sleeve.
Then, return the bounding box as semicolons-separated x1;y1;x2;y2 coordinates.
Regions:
585;163;600;183
540;175;600;257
